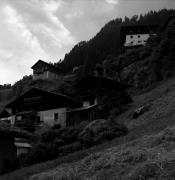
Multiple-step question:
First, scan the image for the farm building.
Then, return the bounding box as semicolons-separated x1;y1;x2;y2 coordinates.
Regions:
5;87;82;129
31;60;63;80
120;24;158;49
66;75;131;126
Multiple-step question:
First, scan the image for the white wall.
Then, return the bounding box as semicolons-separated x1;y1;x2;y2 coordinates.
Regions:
83;101;90;107
83;98;98;107
33;71;61;80
37;108;67;127
124;34;153;47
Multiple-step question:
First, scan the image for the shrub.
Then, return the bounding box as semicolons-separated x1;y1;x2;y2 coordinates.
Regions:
61;126;81;145
41;129;61;143
78;119;128;147
54;138;65;146
23;143;59;166
94;130;117;144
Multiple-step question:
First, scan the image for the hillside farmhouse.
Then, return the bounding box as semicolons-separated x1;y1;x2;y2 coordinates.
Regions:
66;75;130;126
5;88;82;128
31;60;63;80
120;25;158;49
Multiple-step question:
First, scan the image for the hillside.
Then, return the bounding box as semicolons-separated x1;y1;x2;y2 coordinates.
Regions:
1;9;175;180
56;9;175;73
0;9;173;102
2;73;175;180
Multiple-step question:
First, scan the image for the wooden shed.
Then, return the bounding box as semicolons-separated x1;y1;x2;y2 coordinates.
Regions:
31;59;63;80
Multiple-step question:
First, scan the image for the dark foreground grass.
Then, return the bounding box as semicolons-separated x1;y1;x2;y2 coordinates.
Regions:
0;149;89;180
26;126;175;180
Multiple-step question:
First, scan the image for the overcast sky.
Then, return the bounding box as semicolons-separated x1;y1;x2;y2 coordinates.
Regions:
0;0;174;84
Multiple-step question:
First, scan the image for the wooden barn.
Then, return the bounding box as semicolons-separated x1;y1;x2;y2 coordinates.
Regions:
5;88;82;129
66;75;130;126
31;60;63;80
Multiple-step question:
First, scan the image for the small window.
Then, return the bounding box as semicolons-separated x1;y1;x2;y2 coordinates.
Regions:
131;41;133;44
37;116;41;123
130;35;133;39
54;113;59;121
138;35;140;38
138;41;141;43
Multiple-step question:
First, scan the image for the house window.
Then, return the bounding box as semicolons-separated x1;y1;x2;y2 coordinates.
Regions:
138;35;140;38
37;116;42;123
54;113;59;121
130;35;133;39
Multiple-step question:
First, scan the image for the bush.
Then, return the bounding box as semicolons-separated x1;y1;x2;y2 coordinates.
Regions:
54;138;65;146
78;119;128;147
41;129;61;143
61;126;81;145
23;143;59;166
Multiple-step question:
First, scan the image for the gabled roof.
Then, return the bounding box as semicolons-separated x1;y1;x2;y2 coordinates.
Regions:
5;87;82;109
31;60;63;74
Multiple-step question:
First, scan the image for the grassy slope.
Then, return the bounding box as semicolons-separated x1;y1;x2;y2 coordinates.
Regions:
2;77;175;180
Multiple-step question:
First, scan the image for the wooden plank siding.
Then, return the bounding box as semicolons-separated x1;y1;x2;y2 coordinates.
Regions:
66;105;99;127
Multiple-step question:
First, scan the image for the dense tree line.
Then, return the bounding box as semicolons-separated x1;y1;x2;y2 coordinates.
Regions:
56;9;175;73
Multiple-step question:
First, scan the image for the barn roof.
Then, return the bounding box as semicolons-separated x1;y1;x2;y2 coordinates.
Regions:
5;87;82;109
31;59;63;74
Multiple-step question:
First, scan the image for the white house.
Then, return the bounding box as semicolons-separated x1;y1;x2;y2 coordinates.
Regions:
124;33;156;47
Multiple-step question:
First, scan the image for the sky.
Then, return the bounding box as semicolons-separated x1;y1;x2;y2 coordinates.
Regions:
0;0;174;85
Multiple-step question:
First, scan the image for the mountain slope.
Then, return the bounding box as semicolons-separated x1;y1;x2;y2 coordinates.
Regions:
56;9;175;73
27;76;175;180
3;75;175;180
